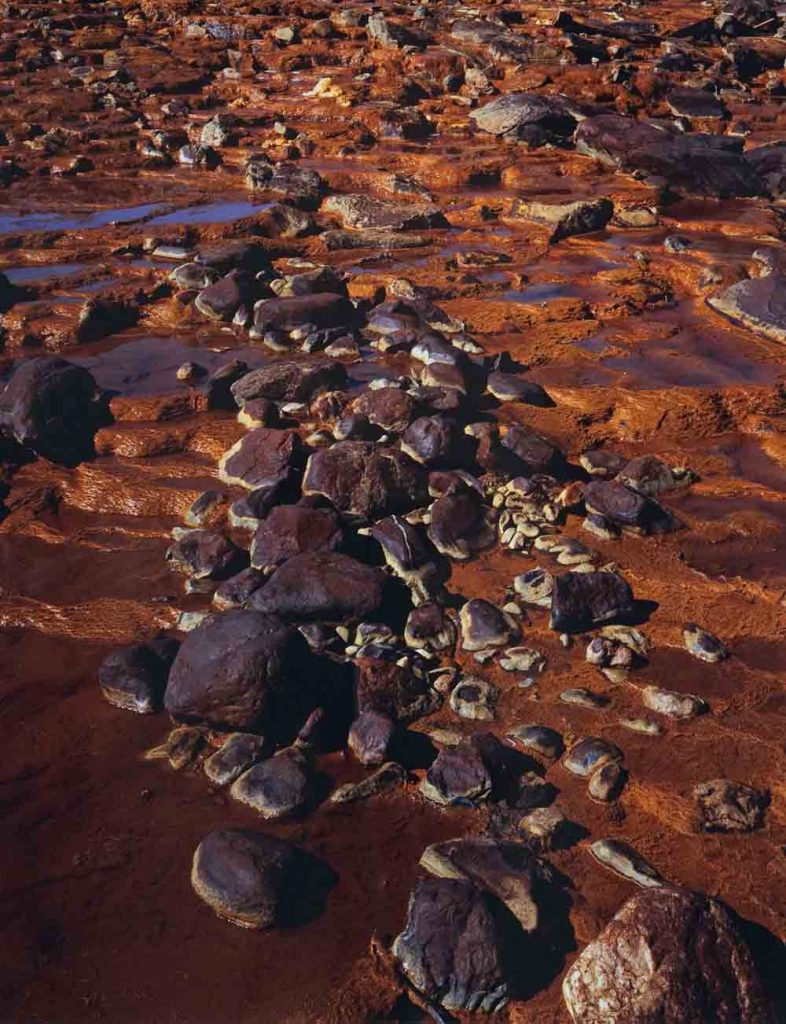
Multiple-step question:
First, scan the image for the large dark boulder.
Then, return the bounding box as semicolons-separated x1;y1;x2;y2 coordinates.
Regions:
164;610;312;735
550;571;635;633
248;551;388;622
191;829;336;929
575;114;760;198
470;92;578;144
563;887;771;1023
218;428;301;490
303;441;428;520
0;357;110;466
393;877;509;1013
251;294;355;335
250;503;344;573
231;358;347;405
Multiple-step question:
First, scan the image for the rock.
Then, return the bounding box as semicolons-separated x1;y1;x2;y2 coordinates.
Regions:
580;450;628;478
420;838;555;931
642;685;707;719
460;599;519;651
708;275;786;344
351;387;415;433
562;886;771;1023
367;12;423;48
404;603;457;653
231;747;314;819
616;455;678;497
502;424;559;474
508;725;564;760
428;488;496;560
206;360;249;411
564;737;623;777
575;114;760;199
450;676;498;721
590;838;664;889
560;688;610;709
250;504;343;573
195;270;250;322
303;441;428;520
666;87;728;120
213;568;266;609
145;725;205;769
400;415;460;467
470;92;577;144
0;357;110;466
232;358;347;406
166;529;247;581
683;623;727;663
322;194;447;231
393;878;508;1013
347;709;396;765
191;829;335;929
508;197;614;243
499;647;546;676
486;371;553;407
218;428;301;490
251;294;355;336
514;568;554;607
420;734;494;806
248;552;387;622
164;610;311;735
550;571;635;633
369;516;447;603
245;157;325;208
323;228;429;250
589;762;627;802
747;141;786;199
204;733;267;786
694;779;768;832
99;636;179;713
185;489;227;527
331;761;406;803
584;480;676;534
356;656;440;724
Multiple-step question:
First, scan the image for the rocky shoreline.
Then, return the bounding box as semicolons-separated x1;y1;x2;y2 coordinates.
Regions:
2;0;786;1021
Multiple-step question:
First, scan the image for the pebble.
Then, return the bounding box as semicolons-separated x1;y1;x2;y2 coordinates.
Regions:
204;733;266;786
683;623;727;663
642;685;708;719
619;716;663;735
450;677;498;720
513;567;554;607
590;838;664;888
507;724;564;759
498;646;546;674
588;761;627;802
560;688;610;709
564;737;623;777
331;762;407;804
145;726;205;770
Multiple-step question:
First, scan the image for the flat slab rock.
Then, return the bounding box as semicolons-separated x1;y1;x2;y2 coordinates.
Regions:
248;551;388;622
708;275;786;344
321;193;448;231
231;358;347;404
303;440;428;520
191;829;335;929
470;92;577;141
393;877;509;1014
218;428;301;490
562;886;772;1023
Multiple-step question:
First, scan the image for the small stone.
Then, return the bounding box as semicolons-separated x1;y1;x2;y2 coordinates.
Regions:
507;724;564;759
420;734;495;806
560;688;610;709
589;838;664;888
145;725;205;770
499;647;546;674
204;733;267;786
642;685;707;719
619;716;663;736
589;761;627;802
460;599;519;651
518;806;568;849
348;710;396;766
683;623;727;663
330;761;407;804
450;677;498;721
185;490;227;528
99;636;179;714
514;568;554;607
564;737;622;777
230;748;314;819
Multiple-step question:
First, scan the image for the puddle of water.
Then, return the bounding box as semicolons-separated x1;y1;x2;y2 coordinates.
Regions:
0;202;166;234
503;282;581;302
145;200;273;227
1;262;89;284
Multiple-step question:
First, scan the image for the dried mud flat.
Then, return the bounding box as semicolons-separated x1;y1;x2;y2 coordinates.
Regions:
3;0;786;1022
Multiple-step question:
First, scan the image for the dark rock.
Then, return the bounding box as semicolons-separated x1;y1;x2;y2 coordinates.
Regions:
195;270;250;322
428;487;495;560
502;424;559;474
575;114;760;198
164;609;312;735
509;197;614;243
666;87;728;119
322;194;448;231
584;480;676;534
393;878;508;1013
694;779;768;832
0;357;110;466
348;709;396;765
356;656;440;724
303;441;428;520
746;142;786;199
470;92;577;143
204;733;267;786
563;887;772;1023
405;602;457;652
245;157;325;209
401;415;460;467
248;551;387;622
550;571;635;633
460;598;519;651
707;274;786;344
166;529;247;581
230;747;315;819
251;294;356;335
486;371;553;407
218;428;301;490
421;733;498;806
323;229;429;250
232;358;347;405
99;635;179;713
191;828;335;928
206;360;248;411
250;504;343;573
351;387;415;433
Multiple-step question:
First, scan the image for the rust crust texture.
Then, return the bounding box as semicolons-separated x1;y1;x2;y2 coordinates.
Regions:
4;0;786;1022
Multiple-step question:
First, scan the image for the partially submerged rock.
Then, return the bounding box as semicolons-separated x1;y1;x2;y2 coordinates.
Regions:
99;636;179;713
230;747;315;819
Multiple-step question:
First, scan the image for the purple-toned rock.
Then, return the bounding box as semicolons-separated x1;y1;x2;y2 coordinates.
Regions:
231;358;347;405
218;428;301;490
99;635;179;713
166;529;248;581
550;571;635;633
348;709;396;765
250;504;343;573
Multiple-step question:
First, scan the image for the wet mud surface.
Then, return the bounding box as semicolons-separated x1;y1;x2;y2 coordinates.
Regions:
3;0;786;1022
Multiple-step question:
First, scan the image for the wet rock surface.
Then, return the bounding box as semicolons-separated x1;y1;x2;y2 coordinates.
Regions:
4;0;786;1021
